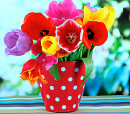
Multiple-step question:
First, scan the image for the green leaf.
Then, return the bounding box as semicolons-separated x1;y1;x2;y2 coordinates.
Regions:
81;58;94;86
49;64;61;80
70;49;80;61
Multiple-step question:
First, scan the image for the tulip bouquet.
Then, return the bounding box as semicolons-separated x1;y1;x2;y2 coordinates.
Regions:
4;0;116;87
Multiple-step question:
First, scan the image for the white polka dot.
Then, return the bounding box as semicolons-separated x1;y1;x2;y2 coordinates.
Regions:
83;85;85;89
50;86;54;90
41;75;45;79
73;85;77;90
61;86;66;90
68;96;72;100
73;104;76;108
61;67;66;72
55;97;60;102
50;106;54;110
80;76;84;80
78;94;81;99
40;83;42;88
68;77;73;82
62;105;66;109
46;94;50;99
75;68;79;72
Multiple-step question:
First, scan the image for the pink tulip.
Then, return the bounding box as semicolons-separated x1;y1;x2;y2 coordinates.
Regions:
46;0;83;26
38;53;58;70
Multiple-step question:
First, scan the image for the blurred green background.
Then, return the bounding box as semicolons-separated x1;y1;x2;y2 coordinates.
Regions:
0;0;129;97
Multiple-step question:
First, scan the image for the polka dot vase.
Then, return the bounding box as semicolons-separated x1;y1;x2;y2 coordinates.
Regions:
37;61;86;112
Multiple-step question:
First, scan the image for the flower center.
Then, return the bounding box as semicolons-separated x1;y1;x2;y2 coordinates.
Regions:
65;32;77;44
40;30;49;37
61;18;66;20
43;40;52;50
87;29;94;40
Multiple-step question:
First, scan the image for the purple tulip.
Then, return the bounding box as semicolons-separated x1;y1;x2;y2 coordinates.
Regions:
4;29;33;56
86;3;97;12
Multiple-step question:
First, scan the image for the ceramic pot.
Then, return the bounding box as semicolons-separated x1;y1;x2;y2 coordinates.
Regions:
37;61;86;112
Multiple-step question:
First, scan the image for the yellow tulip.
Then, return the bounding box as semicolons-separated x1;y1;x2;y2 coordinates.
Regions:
41;36;60;55
76;18;83;26
91;6;109;21
76;6;92;26
91;6;116;30
77;6;116;30
83;6;92;25
103;6;116;30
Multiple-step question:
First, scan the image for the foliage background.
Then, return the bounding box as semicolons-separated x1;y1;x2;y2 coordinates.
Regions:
0;0;129;97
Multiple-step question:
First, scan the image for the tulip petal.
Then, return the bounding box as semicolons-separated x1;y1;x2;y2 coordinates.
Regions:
4;29;33;56
4;31;18;48
41;36;60;55
82;37;91;49
57;19;82;52
20;72;29;80
82;21;108;49
21;59;37;72
29;79;37;86
31;40;42;56
21;12;56;40
91;6;109;21
20;59;47;86
46;1;62;19
57;48;69;58
5;46;25;56
39;75;48;84
46;0;82;26
83;6;92;25
104;6;116;30
76;18;83;26
51;18;64;26
37;53;58;70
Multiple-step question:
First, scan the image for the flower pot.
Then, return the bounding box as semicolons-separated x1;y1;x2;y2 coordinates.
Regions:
37;61;86;112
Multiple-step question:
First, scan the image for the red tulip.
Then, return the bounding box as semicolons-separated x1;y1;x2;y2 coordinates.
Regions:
82;21;108;49
21;12;56;40
56;19;82;52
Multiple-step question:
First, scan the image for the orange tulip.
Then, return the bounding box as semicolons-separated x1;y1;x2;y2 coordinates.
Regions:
20;59;47;86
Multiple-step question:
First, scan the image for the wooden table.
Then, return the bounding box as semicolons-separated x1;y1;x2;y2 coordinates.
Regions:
0;95;130;113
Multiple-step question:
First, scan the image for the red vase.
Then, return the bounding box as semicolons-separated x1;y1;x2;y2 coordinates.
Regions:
37;61;86;112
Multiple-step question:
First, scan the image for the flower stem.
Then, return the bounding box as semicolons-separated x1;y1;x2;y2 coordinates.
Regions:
35;53;42;60
69;53;72;61
64;57;67;61
90;44;95;53
87;44;95;58
87;49;90;57
60;57;63;61
80;44;83;59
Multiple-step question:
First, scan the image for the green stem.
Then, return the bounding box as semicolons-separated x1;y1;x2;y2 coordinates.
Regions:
90;44;95;53
64;57;67;61
87;49;90;57
60;57;63;61
69;53;72;61
35;53;42;60
80;44;83;59
89;44;95;56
